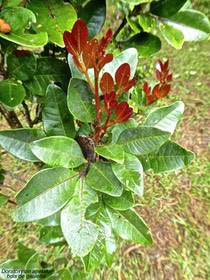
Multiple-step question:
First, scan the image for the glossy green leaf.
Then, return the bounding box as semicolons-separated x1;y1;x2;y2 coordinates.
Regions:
138;140;195;173
117;126;170;155
139;14;156;33
42;84;76;138
121;0;150;4
27;0;77;47
102;48;138;79
79;0;106;39
107;207;152;245
86;161;123;197
13;167;77;222
37;212;60;227
0;79;25;108
61;178;99;257
112;153;144;196
0;243;39;280
111;118;137;144
30;136;86;168
67;78;96;122
104;190;134;210
83;203;114;271
0;192;9;206
24;57;70;96
0;7;48;47
39;226;64;244
7;52;36;81
2;0;23;7
95;144;125;164
105;233;117;267
127;17;141;33
144;101;184;134
0;129;45;162
150;0;187;17
159;22;184;49
167;10;210;41
119;33;161;58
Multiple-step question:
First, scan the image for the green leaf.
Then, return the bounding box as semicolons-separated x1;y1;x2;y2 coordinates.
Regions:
7;52;36;81
67;78;96;122
24;57;70;96
37;212;61;227
86;161;123;197
83;203;114;271
144;101;184;134
30;136;86;168
0;7;48;47
27;0;77;47
0;192;9;206
105;233;117;267
79;0;106;39
159;22;184;49
107;207;152;245
102;48;138;79
104;190;134;210
0;129;46;162
139;14;156;33
2;0;23;7
150;0;187;17
121;0;150;4
119;33;161;58
167;10;210;41
111;118;137;144
117;126;170;155
42;84;76;138
61;178;99;257
138;140;195;173
0;79;25;108
39;226;64;245
13;167;77;222
0;243;46;280
95;144;125;164
112;153;144;196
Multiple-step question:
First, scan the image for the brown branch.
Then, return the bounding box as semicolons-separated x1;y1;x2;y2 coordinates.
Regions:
0;104;23;129
22;100;33;128
32;104;42;125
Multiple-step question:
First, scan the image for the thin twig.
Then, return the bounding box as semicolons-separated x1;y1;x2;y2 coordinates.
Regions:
22;100;33;127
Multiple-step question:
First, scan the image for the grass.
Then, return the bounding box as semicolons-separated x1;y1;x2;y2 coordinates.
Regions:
1;1;210;279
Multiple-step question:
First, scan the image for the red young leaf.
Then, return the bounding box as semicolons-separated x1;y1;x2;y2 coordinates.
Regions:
63;31;78;56
116;101;133;123
122;77;136;92
98;53;113;70
99;28;112;51
115;63;130;90
104;91;118;112
167;73;173;82
83;38;98;69
143;82;151;96
100;72;114;94
72;18;88;54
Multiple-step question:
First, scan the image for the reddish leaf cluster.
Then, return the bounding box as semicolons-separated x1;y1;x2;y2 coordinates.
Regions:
143;59;172;105
63;19;113;73
63;19;136;142
100;63;135;123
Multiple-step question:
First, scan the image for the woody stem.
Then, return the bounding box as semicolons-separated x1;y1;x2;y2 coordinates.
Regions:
94;68;101;131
